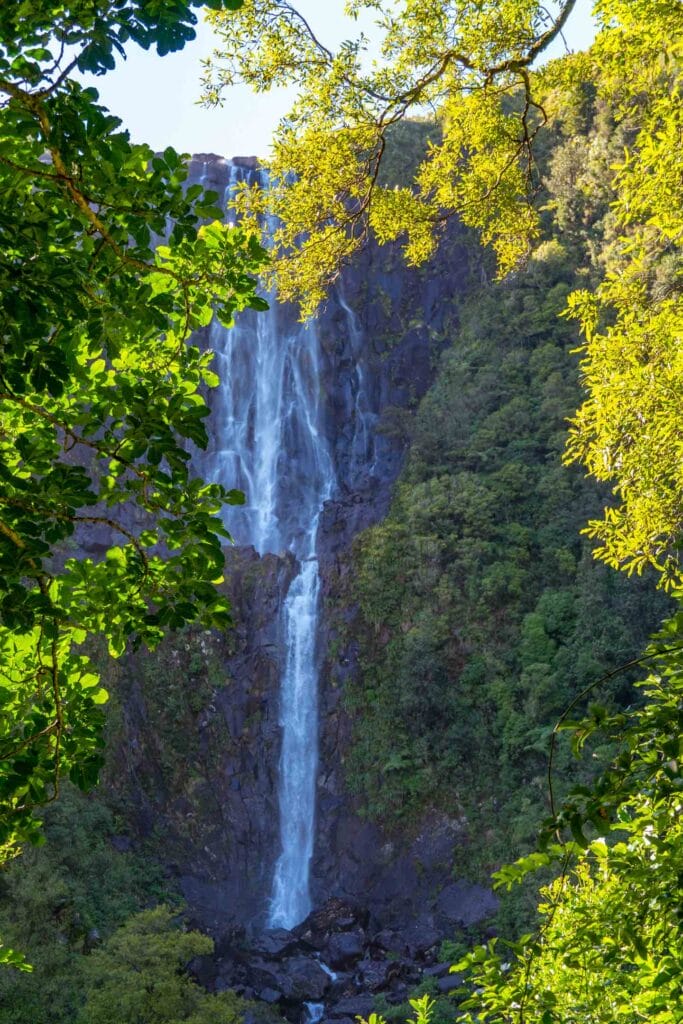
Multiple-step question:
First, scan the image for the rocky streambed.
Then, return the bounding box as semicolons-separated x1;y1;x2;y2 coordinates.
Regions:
192;895;497;1024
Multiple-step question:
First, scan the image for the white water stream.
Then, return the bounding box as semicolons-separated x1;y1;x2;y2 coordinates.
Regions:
337;288;378;484
199;164;336;929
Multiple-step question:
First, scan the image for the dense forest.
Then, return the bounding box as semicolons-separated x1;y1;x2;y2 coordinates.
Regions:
344;97;671;862
1;1;681;1023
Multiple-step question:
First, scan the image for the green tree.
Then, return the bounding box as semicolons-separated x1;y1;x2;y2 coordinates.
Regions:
204;0;580;313
562;0;683;588
78;906;249;1024
0;785;167;1024
343;220;666;856
452;608;683;1023
0;0;266;930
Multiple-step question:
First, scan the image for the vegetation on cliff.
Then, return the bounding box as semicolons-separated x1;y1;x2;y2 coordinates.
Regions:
342;50;673;852
0;786;167;1023
346;234;667;859
0;781;283;1023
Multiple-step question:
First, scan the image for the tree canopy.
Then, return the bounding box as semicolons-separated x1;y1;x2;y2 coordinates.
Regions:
204;0;579;312
562;1;683;588
449;608;683;1023
0;0;266;936
205;0;683;585
78;907;250;1024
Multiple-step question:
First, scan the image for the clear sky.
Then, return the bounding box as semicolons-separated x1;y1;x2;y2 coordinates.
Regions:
81;0;597;160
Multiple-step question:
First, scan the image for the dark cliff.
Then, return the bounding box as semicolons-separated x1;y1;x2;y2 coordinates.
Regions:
97;153;488;942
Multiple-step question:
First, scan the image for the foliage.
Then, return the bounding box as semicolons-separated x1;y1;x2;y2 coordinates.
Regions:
100;622;237;847
373;982;453;1024
362;995;437;1024
448;605;683;1023
0;0;267;872
203;0;582;314
562;1;683;587
78;906;253;1024
357;604;683;1022
375;6;680;1015
0;5;678;1022
344;223;667;870
0;784;169;1023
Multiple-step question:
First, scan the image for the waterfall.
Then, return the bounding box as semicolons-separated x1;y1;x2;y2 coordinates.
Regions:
337;287;378;485
269;559;324;926
198;162;335;929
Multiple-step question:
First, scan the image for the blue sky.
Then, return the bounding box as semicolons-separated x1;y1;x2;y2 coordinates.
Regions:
83;0;597;159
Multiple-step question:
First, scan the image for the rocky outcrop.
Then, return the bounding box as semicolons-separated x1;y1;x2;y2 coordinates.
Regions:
193;898;476;1023
103;546;297;931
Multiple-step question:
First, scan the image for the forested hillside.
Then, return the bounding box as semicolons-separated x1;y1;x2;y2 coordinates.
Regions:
343;99;670;873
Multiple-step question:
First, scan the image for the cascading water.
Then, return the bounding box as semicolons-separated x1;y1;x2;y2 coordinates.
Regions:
337;288;378;484
269;558;325;926
196;161;336;929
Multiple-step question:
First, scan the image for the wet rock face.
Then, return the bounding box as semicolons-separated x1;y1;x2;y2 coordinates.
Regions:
316;230;470;556
104;154;494;947
205;898;478;1023
326;931;365;970
104;546;297;931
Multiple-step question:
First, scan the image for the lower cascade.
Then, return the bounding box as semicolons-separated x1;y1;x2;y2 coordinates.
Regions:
270;559;324;927
198;187;335;927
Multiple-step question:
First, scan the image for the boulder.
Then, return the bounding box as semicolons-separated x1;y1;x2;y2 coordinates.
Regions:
328;995;374;1019
294;898;368;949
258;987;282;1004
437;972;464;995
370;929;403;955
386;959;421;987
436;882;498;928
402;916;441;958
248;963;285;994
422;962;451;979
252;929;300;959
355;958;390;992
327;930;365;969
279;957;331;1002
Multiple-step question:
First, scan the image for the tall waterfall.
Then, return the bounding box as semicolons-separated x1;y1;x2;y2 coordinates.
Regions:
199;163;335;929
